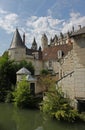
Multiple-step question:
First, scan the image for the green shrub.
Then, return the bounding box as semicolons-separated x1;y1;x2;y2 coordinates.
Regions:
55;109;79;122
13;79;42;108
41;86;79;122
5;91;13;103
79;113;85;122
13;79;31;108
40;69;49;75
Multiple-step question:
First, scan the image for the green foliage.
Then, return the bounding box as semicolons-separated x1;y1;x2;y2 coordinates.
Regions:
79;113;85;122
13;79;41;108
13;79;31;108
16;60;35;75
2;51;8;58
38;74;55;92
0;54;34;102
5;91;13;103
0;54;16;101
55;109;79;122
41;86;79;122
40;69;49;75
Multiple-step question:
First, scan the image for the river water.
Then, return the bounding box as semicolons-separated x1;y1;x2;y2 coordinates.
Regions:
0;103;85;130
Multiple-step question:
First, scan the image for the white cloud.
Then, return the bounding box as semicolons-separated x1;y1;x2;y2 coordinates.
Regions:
0;8;7;14
24;12;85;48
0;9;19;33
62;12;85;33
0;8;85;49
26;15;63;47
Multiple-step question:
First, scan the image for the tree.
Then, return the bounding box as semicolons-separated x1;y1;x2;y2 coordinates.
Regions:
41;86;79;122
16;60;35;75
13;79;31;108
13;79;42;108
38;74;55;92
0;53;16;101
0;52;35;102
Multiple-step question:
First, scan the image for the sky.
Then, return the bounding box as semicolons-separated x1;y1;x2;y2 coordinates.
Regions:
0;0;85;55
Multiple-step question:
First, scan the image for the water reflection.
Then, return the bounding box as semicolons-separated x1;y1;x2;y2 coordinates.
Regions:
0;103;85;130
13;108;43;130
35;126;43;130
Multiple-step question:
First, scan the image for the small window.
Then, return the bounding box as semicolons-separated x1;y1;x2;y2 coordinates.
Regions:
49;60;52;68
30;83;35;95
57;50;63;59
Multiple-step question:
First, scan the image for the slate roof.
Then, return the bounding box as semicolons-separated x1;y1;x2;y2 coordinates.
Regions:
71;26;85;37
43;44;72;61
10;28;25;48
26;75;36;82
26;47;33;55
16;67;31;75
32;38;37;45
26;47;42;60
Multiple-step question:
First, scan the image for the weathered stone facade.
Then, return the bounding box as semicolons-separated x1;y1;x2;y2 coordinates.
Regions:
8;28;43;75
57;27;85;110
8;26;85;110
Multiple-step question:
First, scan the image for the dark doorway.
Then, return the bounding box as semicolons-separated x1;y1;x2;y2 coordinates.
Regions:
30;83;35;95
77;100;85;113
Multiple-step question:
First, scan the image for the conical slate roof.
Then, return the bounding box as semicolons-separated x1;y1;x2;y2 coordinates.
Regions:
10;28;25;48
31;37;37;50
32;38;37;45
16;67;31;75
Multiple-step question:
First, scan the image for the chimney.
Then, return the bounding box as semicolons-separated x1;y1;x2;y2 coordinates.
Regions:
23;33;25;44
78;25;81;30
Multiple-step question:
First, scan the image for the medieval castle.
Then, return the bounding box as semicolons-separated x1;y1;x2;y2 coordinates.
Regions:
8;25;85;111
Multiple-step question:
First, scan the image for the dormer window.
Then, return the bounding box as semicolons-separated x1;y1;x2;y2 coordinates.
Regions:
57;50;63;59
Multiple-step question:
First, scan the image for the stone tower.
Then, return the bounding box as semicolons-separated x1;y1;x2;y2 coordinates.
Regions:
31;37;37;50
41;33;48;50
8;28;26;62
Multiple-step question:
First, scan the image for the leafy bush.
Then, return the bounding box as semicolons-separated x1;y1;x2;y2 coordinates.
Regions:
13;79;42;108
40;69;49;75
79;113;85;122
5;91;13;103
13;79;31;108
55;109;79;122
41;86;79;122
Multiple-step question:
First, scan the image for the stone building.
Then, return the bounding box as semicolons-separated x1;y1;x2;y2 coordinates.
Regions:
16;67;39;94
8;28;42;75
8;26;85;111
57;26;85;111
8;28;72;77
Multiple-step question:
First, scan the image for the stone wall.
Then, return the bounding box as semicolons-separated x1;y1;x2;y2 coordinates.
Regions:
33;60;43;75
57;35;85;107
8;47;26;62
9;47;43;75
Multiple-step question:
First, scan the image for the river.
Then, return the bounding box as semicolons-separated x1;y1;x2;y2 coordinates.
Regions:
0;103;85;130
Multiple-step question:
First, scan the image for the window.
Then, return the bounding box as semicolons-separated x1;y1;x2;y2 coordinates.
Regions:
30;83;35;95
57;50;63;59
49;60;52;68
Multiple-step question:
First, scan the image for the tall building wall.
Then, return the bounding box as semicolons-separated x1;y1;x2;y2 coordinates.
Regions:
57;34;85;107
